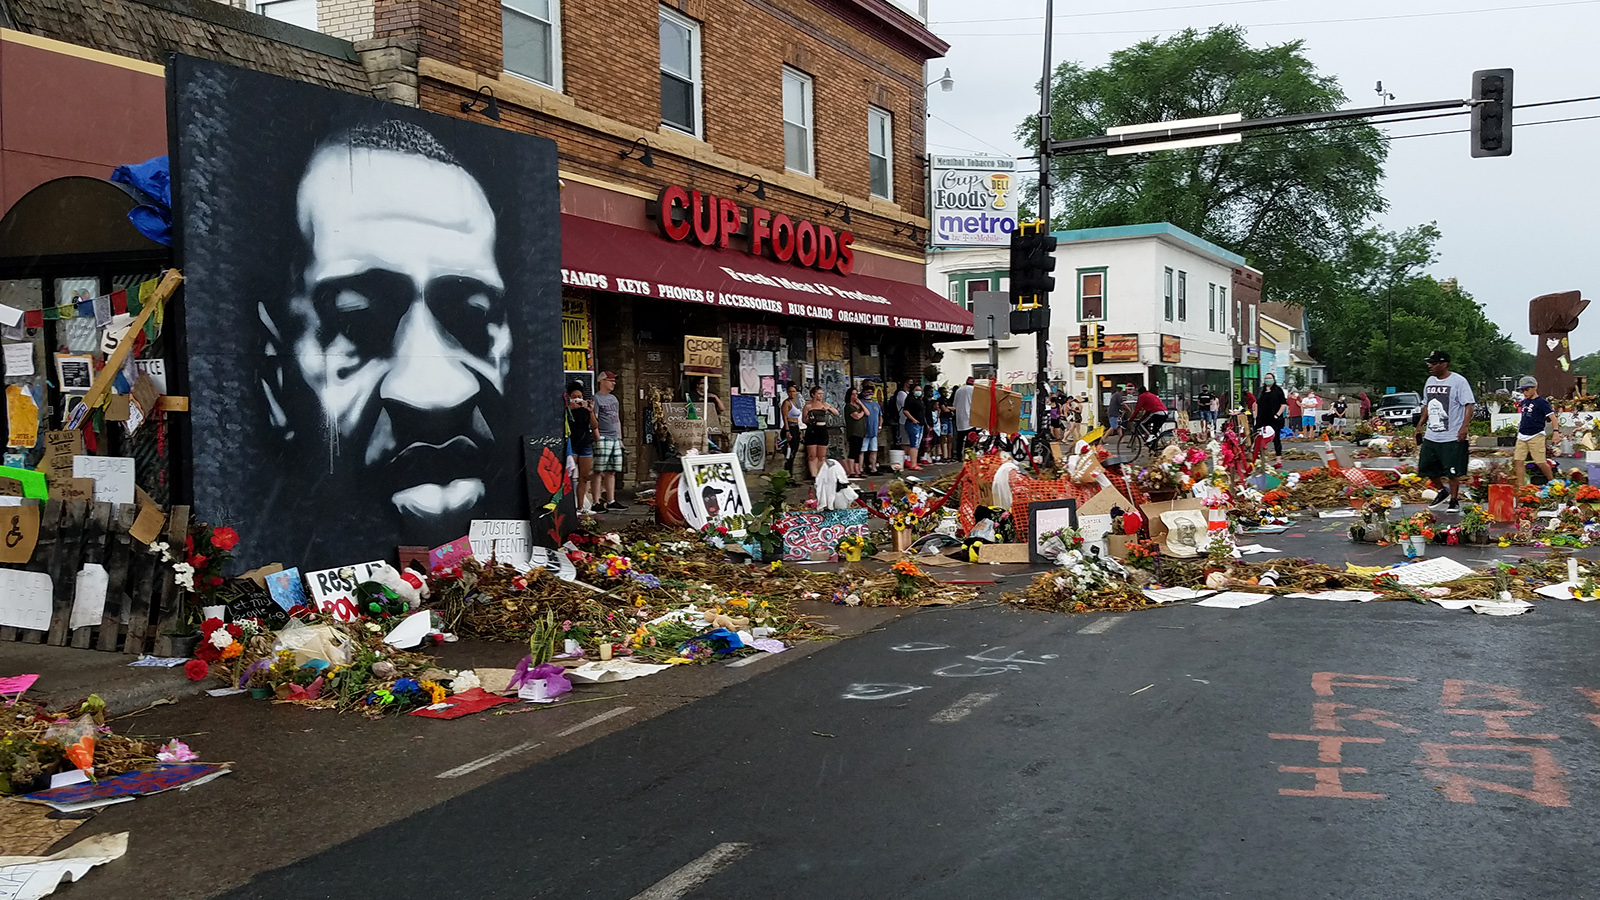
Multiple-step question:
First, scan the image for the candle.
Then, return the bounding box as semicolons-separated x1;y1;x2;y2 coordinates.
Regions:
598;642;613;661
1569;557;1580;585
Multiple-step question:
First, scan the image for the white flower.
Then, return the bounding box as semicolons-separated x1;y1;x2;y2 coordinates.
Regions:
452;670;481;692
208;629;233;650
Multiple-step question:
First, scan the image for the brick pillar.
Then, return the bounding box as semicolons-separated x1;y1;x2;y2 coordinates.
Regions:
355;37;420;105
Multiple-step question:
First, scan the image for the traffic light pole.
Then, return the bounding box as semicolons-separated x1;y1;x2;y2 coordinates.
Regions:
1034;0;1054;439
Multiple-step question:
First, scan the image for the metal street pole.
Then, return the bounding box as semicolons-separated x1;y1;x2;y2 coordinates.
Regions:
987;315;1000;374
1036;0;1053;437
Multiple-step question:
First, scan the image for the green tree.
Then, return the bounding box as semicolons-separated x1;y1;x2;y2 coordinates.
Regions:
1017;26;1387;308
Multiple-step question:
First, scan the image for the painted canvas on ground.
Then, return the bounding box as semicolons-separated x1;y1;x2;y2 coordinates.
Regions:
170;56;562;569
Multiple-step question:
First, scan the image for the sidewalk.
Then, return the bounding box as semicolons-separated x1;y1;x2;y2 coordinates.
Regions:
3;642;211;715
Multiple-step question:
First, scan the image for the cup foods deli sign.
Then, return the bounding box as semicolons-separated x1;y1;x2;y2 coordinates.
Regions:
655;185;855;275
930;155;1018;247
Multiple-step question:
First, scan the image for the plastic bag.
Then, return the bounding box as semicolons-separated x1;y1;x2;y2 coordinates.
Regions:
272;618;352;667
43;714;98;776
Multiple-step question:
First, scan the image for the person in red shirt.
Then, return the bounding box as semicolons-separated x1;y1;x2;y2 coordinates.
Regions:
1130;384;1169;449
1285;391;1302;440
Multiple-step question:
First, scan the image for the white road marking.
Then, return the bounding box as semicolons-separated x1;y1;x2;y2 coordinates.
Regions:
1130;684;1155;695
435;739;542;779
555;705;635;736
727;653;768;668
630;842;754;900
1078;616;1124;635
930;691;1000;723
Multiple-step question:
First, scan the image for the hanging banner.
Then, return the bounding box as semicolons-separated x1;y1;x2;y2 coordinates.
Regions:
929;155;1018;247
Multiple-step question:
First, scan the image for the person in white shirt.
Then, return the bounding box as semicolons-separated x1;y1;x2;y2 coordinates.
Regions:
953;378;975;449
1417;349;1476;513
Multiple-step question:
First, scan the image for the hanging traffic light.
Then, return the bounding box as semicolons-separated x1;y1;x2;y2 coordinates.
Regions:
1009;220;1057;310
1470;68;1513;158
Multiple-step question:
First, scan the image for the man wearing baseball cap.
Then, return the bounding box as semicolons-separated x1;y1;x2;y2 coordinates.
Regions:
1513;375;1558;487
591;371;626;512
1417;350;1475;512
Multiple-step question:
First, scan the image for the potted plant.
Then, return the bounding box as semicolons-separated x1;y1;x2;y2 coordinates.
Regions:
247;666;273;700
836;533;870;562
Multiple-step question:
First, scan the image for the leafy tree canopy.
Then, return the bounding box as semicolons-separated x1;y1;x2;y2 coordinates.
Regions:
1017;25;1387;309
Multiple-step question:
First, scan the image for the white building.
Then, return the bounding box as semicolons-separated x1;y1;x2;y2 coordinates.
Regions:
931;222;1262;423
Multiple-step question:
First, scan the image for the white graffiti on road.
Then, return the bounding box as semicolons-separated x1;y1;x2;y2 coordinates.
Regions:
891;642;952;652
843;683;929;701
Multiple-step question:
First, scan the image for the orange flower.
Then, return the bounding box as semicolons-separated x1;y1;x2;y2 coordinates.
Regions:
219;641;242;660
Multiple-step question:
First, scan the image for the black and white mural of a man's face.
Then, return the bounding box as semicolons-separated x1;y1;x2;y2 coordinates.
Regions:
271;131;511;521
173;57;561;570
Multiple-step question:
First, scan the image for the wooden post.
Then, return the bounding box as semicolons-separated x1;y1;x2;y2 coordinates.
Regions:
69;501;112;648
98;505;138;651
19;500;61;644
45;500;85;646
151;505;189;657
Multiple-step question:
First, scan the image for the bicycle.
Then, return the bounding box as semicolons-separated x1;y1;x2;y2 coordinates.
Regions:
1106;416;1176;467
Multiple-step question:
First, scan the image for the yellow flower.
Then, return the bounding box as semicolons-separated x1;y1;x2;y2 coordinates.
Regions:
634;596;646;607
728;597;749;608
420;680;446;704
664;656;694;665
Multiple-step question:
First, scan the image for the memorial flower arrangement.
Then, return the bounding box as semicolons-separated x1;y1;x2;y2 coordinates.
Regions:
1390;511;1436;542
1125;538;1159;570
891;558;925;598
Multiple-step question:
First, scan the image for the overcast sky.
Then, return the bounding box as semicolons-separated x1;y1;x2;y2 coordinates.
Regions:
923;0;1600;354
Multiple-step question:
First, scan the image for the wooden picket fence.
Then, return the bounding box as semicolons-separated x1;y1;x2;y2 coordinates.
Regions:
0;500;190;656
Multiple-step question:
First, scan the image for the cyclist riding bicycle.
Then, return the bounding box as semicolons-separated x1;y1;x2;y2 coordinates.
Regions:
1128;384;1169;449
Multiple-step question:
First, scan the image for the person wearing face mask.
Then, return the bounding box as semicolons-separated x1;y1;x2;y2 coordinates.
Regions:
1254;375;1288;460
902;383;928;471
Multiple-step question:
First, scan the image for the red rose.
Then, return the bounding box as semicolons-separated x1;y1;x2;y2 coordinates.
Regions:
208;575;224;588
201;617;224;635
184;659;210;681
190;554;209;569
195;642;221;662
226;622;243;638
210;527;240;551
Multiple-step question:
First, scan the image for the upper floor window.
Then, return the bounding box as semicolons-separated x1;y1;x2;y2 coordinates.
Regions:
1219;286;1228;334
659;7;701;136
868;106;893;200
255;0;316;30
1177;271;1187;321
1208;283;1216;332
1163;268;1173;322
503;0;561;89
1078;268;1106;321
783;67;815;176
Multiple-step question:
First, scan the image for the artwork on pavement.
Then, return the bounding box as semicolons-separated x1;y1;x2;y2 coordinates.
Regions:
776;508;869;560
170;56;562;569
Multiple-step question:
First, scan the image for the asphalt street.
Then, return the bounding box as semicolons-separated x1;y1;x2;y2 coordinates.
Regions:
209;586;1600;899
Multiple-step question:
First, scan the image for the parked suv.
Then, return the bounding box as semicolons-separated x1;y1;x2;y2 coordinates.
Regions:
1377;392;1422;426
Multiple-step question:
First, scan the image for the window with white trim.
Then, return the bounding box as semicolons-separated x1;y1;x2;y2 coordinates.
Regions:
1177;271;1187;321
1219;286;1229;335
868;106;893;200
255;0;316;30
659;6;701;137
784;67;815;176
503;0;561;89
1208;283;1216;332
1163;268;1174;321
1078;268;1106;321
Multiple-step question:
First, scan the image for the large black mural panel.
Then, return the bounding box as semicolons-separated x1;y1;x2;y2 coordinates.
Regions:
170;56;562;570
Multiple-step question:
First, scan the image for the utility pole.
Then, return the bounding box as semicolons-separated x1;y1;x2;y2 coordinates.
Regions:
1035;0;1053;437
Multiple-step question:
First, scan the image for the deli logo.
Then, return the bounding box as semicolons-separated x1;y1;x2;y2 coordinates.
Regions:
655;185;855;276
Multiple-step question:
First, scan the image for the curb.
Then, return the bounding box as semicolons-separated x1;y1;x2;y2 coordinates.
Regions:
35;671;213;717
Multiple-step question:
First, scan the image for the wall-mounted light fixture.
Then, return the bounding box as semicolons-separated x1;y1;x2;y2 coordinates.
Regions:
893;222;925;243
619;137;655;167
459;86;500;121
822;197;852;225
735;174;767;200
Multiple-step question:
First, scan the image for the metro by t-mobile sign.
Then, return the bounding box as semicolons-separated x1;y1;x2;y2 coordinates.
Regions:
654;185;856;276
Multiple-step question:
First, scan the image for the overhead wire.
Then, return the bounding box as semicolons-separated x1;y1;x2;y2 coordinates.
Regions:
935;0;1600;36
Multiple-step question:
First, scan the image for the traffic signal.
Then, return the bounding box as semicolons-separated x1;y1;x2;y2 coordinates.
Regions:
1009;220;1057;309
1470;68;1513;158
1010;307;1050;335
1072;324;1104;367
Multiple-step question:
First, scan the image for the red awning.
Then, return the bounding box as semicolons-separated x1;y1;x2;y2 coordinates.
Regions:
560;214;973;336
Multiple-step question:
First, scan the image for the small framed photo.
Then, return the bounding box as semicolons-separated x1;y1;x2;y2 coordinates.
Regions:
1027;498;1079;565
55;354;93;393
682;452;752;528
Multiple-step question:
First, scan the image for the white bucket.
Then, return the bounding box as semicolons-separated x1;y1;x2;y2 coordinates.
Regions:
888;449;906;470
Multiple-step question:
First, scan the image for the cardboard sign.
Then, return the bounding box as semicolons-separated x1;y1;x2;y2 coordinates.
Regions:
72;456;135;506
398;546;430;573
0;569;52;631
1078;485;1134;518
56;478;96;503
6;384;38;448
302;561;386;621
683;335;724;377
0;503;39;564
977;543;1031;563
129;502;166;544
42;430;82;485
469;519;534;570
971;379;1022;434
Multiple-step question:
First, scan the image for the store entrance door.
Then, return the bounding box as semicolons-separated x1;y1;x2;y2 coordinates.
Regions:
634;338;678;485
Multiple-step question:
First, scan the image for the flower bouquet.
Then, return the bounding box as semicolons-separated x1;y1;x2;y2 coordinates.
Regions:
891;558;926;599
836;533;871;562
1125;538;1159;571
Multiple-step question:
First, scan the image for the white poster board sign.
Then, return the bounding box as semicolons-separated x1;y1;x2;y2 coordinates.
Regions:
682;453;753;527
303;560;386;621
72;456;135;506
0;569;53;630
469;519;533;570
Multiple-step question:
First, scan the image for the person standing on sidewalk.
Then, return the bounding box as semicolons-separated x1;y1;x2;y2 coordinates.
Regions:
1417;350;1475;513
953;377;975;450
844;386;868;476
901;383;928;471
1512;375;1558;487
1254;375;1287;460
780;383;804;479
862;383;883;474
592;371;627;512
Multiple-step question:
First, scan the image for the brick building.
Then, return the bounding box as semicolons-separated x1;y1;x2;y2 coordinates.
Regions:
0;0;968;488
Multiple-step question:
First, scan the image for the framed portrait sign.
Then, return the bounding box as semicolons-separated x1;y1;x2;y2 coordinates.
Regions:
1027;498;1079;565
682;453;752;529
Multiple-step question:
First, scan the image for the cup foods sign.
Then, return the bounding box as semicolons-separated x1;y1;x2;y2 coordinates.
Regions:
930;155;1018;247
